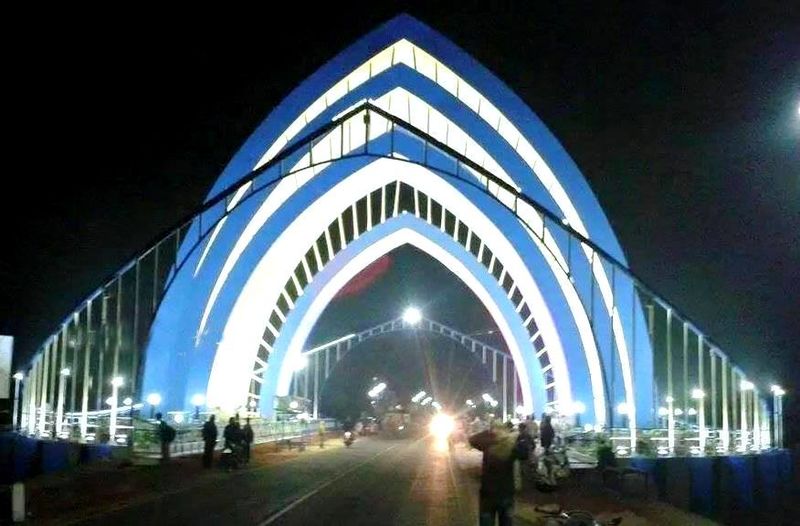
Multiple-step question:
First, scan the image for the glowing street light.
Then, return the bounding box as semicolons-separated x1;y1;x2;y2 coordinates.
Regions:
56;368;71;437
402;307;422;325
12;372;23;431
692;388;706;452
191;393;206;420
412;391;427;403
109;376;124;442
771;385;786;448
421;396;433;406
368;382;387;398
146;392;161;419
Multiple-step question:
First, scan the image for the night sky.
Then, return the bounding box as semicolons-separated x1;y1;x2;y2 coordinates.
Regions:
3;4;798;438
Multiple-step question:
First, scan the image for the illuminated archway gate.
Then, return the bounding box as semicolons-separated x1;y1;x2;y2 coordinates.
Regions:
291;315;518;420
140;16;654;443
20;16;782;455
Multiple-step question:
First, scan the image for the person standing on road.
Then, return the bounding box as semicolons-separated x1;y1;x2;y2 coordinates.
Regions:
201;415;218;468
318;420;327;448
242;417;254;464
469;420;530;526
155;412;175;463
540;414;555;452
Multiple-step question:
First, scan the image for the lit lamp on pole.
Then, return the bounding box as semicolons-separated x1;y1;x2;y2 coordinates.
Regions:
571;401;586;428
616;402;629;429
109;376;124;442
191;394;206;421
692;388;706;453
12;372;24;432
665;395;676;453
56;368;71;438
146;392;161;420
402;307;422;326
770;385;785;448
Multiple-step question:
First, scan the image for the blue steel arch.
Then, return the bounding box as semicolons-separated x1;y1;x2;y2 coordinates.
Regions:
140;15;653;434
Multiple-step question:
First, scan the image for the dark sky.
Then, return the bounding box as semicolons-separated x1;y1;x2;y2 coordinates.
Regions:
3;3;798;435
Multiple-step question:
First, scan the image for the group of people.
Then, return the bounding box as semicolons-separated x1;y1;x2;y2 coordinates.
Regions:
201;414;254;468
468;413;558;526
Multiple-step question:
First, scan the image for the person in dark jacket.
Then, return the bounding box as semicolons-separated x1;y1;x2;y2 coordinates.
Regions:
223;417;241;449
242;417;254;463
469;420;530;526
540;414;555;451
201;415;218;468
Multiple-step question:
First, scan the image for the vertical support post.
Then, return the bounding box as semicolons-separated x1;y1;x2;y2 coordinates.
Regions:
666;308;673;429
12;376;22;431
752;392;761;451
27;361;38;434
512;365;518;416
667;395;675;453
682;322;689;427
39;344;51;436
492;351;497;383
132;260;141;395
81;301;93;439
711;351;717;430
740;378;748;450
721;355;729;450
502;356;508;420
313;354;320;419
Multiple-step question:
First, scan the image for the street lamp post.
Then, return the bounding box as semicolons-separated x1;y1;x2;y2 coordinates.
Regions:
146;393;161;420
692;388;706;453
771;385;785;448
12;372;24;431
56;368;71;437
740;380;754;451
109;376;124;442
192;394;205;421
666;396;675;453
402;307;422;326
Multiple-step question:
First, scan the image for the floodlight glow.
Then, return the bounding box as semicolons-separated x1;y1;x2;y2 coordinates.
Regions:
515;405;526;415
481;393;493;403
13;372;23;381
429;413;455;439
616;402;629;415
572;401;586;415
665;396;674;403
173;413;185;424
111;376;124;387
658;407;670;417
465;399;474;406
289;400;299;409
122;397;133;406
771;385;785;396
146;393;162;406
368;382;387;398
691;388;705;399
431;401;442;411
421;397;433;406
60;368;71;376
402;307;422;325
688;408;698;416
490;400;499;408
412;391;426;403
583;423;594;432
674;408;684;416
740;380;754;391
191;394;206;406
105;396;115;406
248;399;257;409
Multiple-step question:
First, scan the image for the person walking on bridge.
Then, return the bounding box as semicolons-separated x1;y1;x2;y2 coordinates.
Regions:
469;420;530;526
201;415;218;468
242;417;254;464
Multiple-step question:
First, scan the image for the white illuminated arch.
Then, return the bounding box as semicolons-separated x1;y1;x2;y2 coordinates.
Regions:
206;157;578;413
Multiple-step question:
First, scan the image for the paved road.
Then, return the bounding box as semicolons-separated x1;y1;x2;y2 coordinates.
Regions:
73;437;484;526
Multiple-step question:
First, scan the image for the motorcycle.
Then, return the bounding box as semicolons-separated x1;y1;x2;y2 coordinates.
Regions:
343;431;355;447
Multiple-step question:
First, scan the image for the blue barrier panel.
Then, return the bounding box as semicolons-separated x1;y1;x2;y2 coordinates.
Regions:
630;457;664;498
687;456;714;518
10;435;40;482
754;452;779;518
664;457;690;510
40;441;71;474
724;455;755;518
79;443;113;464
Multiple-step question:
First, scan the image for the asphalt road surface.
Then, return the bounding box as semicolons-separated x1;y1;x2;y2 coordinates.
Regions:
74;437;485;526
